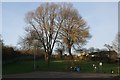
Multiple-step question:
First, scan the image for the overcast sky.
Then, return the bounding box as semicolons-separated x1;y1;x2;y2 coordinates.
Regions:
1;2;118;49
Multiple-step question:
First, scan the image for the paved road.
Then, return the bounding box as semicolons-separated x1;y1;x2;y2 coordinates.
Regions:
3;72;117;78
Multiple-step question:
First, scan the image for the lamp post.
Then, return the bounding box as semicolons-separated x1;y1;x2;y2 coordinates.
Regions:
33;39;38;71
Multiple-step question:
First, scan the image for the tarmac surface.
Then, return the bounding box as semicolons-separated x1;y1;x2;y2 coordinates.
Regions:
3;71;118;78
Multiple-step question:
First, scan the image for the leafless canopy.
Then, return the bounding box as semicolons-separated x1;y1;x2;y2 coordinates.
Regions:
59;4;91;56
112;32;120;57
22;3;91;63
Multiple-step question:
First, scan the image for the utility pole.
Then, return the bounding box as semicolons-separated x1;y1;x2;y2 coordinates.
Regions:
33;40;38;71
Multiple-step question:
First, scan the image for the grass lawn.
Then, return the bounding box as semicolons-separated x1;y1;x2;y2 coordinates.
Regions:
3;59;118;75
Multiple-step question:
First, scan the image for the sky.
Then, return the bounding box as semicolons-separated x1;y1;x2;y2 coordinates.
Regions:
1;2;118;49
1;0;119;2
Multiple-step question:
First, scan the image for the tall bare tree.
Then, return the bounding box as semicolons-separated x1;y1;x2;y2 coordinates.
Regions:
24;3;66;65
59;4;91;58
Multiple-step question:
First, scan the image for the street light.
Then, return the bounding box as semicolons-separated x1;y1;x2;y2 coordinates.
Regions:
94;66;97;72
99;62;102;66
93;64;95;67
99;62;102;73
92;64;96;72
33;39;38;71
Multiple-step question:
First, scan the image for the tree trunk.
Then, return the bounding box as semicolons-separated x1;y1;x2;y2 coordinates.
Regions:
45;51;52;66
68;47;73;59
60;52;62;59
45;53;50;66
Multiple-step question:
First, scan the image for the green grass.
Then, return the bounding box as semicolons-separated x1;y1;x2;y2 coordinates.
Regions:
3;60;35;74
3;60;119;75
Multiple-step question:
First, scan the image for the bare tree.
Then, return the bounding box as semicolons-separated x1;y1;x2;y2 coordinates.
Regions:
24;3;66;65
18;28;42;50
59;4;91;58
112;32;120;58
22;3;91;64
104;44;113;51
